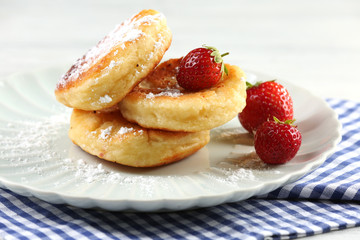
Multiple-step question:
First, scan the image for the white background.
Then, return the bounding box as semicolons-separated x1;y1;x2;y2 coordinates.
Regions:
1;0;359;101
1;0;360;239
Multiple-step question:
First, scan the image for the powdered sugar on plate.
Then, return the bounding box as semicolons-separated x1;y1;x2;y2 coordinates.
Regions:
0;111;169;192
0;113;70;158
0;107;280;200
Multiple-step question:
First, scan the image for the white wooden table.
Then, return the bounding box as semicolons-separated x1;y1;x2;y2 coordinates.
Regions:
1;0;359;239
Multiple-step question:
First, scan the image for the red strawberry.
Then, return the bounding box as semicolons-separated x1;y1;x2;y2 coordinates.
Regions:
238;80;293;134
254;117;302;164
176;46;229;91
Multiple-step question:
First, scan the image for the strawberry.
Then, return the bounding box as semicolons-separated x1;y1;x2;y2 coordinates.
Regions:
238;80;293;134
176;46;229;91
254;117;302;164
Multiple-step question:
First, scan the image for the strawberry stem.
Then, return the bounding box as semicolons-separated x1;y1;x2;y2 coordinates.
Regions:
246;81;254;88
203;45;229;76
245;79;278;90
273;116;297;126
245;81;262;89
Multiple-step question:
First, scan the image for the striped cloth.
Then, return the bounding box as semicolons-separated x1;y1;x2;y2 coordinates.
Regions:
1;98;360;240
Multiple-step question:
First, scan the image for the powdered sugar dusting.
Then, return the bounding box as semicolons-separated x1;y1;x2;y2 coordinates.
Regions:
146;88;183;99
108;60;117;69
88;123;143;141
0;111;170;193
117;127;133;135
75;159;108;183
206;166;257;183
99;126;113;140
1;113;70;154
99;94;112;103
146;92;155;99
147;33;165;61
0;112;71;179
154;33;164;49
56;12;164;89
117;127;144;137
199;150;282;186
147;51;154;60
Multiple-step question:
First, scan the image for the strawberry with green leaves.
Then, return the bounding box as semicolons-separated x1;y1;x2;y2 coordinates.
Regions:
238;80;294;134
176;46;229;91
254;117;302;164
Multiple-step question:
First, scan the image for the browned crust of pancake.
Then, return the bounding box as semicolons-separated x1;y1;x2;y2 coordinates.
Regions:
56;9;163;91
119;58;247;132
55;9;172;110
69;109;210;167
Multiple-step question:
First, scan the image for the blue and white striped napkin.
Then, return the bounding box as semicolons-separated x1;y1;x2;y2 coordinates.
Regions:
1;98;359;240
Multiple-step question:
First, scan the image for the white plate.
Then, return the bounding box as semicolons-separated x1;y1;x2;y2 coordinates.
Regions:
0;67;341;211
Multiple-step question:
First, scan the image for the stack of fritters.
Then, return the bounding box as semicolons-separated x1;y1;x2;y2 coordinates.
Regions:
55;9;246;167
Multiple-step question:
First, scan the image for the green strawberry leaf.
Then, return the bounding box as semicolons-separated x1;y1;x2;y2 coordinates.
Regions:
203;45;229;76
